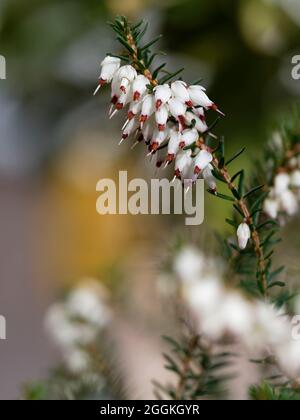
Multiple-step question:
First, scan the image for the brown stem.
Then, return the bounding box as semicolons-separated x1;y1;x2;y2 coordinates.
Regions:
175;335;199;400
126;30;158;87
196;138;268;296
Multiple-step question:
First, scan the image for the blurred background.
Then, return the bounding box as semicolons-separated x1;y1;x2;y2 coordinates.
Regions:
0;0;300;399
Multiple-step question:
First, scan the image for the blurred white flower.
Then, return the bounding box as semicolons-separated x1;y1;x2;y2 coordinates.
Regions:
66;349;91;374
66;282;111;327
276;339;300;379
274;173;290;195
290;170;300;188
174;246;205;283
280;190;299;216
264;197;279;219
45;279;111;374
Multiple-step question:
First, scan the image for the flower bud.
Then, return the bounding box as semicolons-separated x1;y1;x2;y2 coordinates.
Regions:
202;164;217;192
140;94;155;124
179;128;198;149
132;75;149;101
237;223;251;250
171;81;192;107
155;104;169;131
194;150;213;174
154;84;172;109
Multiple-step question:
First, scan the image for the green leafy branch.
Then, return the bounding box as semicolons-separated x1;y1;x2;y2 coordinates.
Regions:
108;16;185;88
153;328;235;400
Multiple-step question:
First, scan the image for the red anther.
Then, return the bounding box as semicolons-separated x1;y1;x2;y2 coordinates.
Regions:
151;142;159;152
186;100;193;108
175;169;181;178
156;99;162;110
179;141;185;149
194;166;201;175
158;124;165;132
166;153;174;162
99;78;107;86
133;91;140;101
122;134;129;140
116;103;124;110
156;161;163;168
120;86;126;93
128;111;135;120
111;95;118;105
178;115;187;130
140;115;148;123
210;103;225;117
199;115;205;122
137;134;144;143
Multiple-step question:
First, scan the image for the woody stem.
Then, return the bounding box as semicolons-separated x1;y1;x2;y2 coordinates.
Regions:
125;26;158;87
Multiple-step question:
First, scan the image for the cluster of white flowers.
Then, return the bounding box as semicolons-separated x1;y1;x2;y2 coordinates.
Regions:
94;56;225;188
45;279;111;374
264;158;300;221
174;246;300;379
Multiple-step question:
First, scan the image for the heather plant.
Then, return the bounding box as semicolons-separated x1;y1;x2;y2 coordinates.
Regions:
26;16;300;401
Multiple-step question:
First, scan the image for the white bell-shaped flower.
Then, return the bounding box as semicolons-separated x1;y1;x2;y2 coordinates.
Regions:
167;129;181;162
140;94;155;124
141;116;155;144
115;65;137;93
155;104;169;132
175;150;192;178
94;56;121;95
194;150;213;174
132;75;149;101
154;84;172;109
179;128;198;149
150;128;169;152
121;117;139;142
168;98;187;130
171;81;193;107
